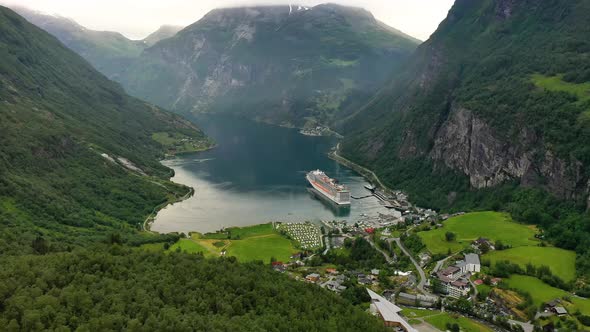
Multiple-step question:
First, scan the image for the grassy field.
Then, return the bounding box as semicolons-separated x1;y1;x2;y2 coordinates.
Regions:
168;238;215;257
152;132;211;154
400;307;492;331
505;275;590;315
226;234;296;262
424;313;493;332
532;74;590;102
172;224;297;262
400;307;440;318
202;223;275;240
485;246;576;281
418;212;538;255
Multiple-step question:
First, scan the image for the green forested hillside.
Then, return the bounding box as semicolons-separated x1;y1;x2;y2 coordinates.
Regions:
12;6;146;80
341;0;590;275
119;4;419;128
0;249;386;331
0;7;387;330
0;5;210;252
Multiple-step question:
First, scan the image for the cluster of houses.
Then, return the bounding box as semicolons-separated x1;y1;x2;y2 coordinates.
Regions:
435;253;481;298
276;222;322;249
301;268;385;293
544;299;568;317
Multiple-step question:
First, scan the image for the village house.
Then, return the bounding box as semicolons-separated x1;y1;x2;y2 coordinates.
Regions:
305;273;320;283
553;307;568;316
435;263;474;298
358;277;372;285
322;280;347;293
472;238;495;252
439;266;462;280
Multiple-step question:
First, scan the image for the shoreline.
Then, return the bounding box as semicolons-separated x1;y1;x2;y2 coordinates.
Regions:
164;142;217;159
328;143;392;194
143;186;195;232
145;144;217;233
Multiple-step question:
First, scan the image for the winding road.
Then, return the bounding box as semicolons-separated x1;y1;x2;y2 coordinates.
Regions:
390;238;432;295
365;236;395;264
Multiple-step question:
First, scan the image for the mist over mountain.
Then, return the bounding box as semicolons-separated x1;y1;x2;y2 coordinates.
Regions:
117;4;419;128
143;24;184;46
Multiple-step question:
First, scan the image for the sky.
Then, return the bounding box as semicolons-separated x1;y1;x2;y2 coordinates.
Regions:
0;0;455;41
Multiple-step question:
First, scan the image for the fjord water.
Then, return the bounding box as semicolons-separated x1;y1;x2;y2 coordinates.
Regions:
152;115;390;234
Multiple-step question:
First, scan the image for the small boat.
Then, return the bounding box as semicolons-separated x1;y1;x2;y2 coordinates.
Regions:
364;184;376;191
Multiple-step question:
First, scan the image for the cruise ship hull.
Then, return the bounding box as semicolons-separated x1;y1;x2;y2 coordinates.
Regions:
306;173;351;206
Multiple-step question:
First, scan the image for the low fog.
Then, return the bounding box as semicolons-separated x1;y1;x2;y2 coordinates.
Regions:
0;0;454;41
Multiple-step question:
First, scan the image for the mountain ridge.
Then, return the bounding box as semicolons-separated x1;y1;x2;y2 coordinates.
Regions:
117;3;420;129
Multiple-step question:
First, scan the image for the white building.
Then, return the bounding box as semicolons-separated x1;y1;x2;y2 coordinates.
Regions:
462;253;481;273
367;289;417;332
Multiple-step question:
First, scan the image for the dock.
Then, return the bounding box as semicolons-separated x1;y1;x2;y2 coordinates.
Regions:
351;194;373;200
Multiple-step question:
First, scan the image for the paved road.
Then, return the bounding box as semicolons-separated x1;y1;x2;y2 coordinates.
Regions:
322;235;330;255
366;236;395;264
390;238;433;296
433;254;455;273
468;278;479;301
508;319;534;332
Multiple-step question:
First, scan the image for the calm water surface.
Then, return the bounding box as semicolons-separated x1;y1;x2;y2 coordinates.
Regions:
152;115;389;234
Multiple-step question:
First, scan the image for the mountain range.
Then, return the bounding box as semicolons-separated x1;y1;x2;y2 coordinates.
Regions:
14;4;420;129
12;6;183;80
117;4;420;128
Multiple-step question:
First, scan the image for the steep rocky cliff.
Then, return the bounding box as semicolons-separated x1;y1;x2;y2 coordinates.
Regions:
430;106;587;200
342;0;590;208
118;4;419;128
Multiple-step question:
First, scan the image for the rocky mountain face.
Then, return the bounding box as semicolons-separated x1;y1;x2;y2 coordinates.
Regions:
342;0;590;208
118;4;419;128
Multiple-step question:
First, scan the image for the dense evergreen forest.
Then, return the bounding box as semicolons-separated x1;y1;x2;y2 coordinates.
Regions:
0;6;387;331
0;248;386;331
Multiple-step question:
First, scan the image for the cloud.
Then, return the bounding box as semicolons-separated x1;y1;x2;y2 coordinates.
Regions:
0;0;454;40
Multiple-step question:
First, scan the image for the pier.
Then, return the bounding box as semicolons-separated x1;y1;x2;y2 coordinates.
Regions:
351;194;373;200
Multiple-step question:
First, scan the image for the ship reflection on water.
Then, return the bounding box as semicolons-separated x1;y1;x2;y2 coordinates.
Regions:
307;188;351;217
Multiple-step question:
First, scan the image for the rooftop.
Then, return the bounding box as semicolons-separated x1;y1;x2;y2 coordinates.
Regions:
465;253;480;265
367;289;417;332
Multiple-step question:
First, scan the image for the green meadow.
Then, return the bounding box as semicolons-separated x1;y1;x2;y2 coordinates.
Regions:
485;246;576;282
418;212;538;255
168;238;215;257
168;224;297;262
505;275;590;315
532;74;590;102
424;313;493;332
226;234;296;262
